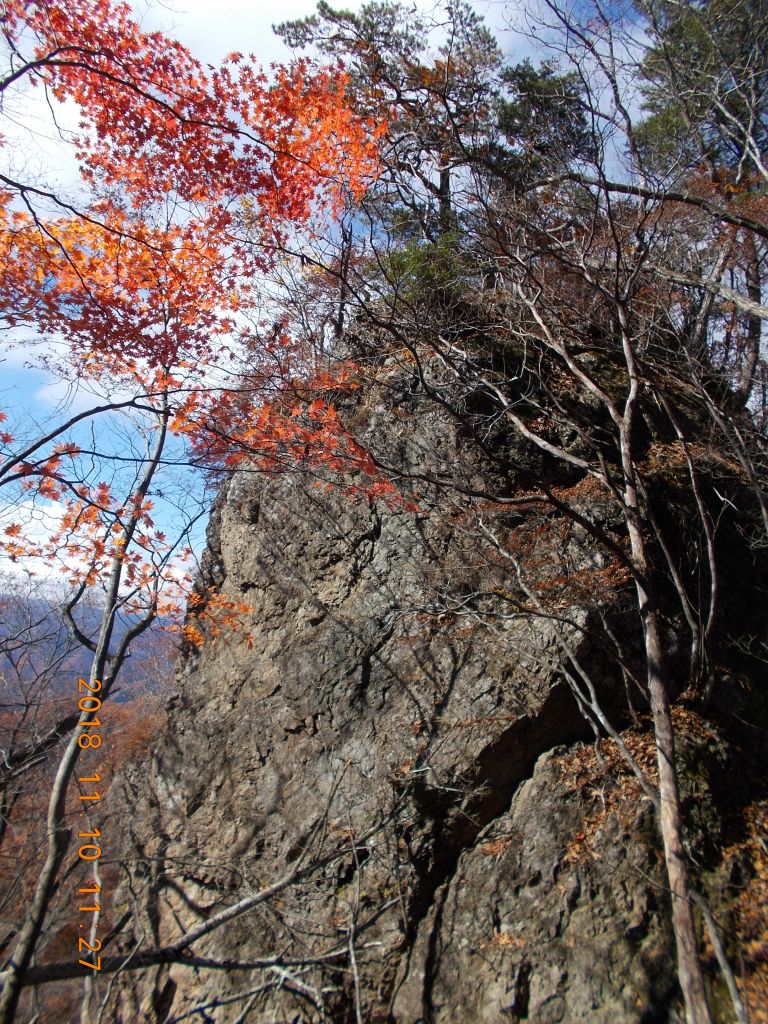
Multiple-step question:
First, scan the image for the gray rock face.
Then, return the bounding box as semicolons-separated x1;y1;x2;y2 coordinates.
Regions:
109;389;737;1024
390;750;673;1024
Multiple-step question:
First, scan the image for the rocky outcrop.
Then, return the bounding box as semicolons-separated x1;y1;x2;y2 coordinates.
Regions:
109;377;765;1024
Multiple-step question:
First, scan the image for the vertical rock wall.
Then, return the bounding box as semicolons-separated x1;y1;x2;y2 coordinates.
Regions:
108;388;760;1023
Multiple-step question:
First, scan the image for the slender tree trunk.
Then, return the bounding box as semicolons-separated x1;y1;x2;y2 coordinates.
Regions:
0;409;169;1024
616;301;713;1024
334;221;353;347
0;724;81;1024
736;232;761;406
642;605;714;1024
625;502;714;1024
438;165;452;237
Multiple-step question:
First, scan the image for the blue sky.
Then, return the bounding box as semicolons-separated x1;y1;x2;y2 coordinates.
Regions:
0;0;519;397
0;0;524;579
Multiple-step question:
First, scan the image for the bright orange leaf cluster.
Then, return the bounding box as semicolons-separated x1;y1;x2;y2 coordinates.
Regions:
1;0;382;369
0;0;394;644
0;208;250;368
1;0;382;220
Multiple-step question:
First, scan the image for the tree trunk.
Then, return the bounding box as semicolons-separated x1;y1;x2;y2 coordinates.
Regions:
438;165;452;237
643;608;714;1024
736;231;761;406
626;504;714;1024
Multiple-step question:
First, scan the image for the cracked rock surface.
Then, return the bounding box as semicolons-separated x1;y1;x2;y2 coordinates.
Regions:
108;385;751;1024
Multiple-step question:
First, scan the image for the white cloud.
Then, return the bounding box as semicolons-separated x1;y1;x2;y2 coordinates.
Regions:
0;495;199;605
32;376;119;415
1;329;46;369
137;0;331;65
136;0;520;68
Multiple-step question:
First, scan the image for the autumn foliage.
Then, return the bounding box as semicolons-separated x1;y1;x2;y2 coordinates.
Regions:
1;0;380;213
0;0;392;600
0;4;389;1019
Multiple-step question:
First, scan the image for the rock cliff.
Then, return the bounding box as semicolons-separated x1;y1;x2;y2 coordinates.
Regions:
109;374;767;1024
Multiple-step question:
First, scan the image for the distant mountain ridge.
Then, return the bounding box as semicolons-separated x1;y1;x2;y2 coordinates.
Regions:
0;595;175;700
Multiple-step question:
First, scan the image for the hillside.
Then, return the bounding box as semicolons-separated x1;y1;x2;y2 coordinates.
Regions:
1;1;766;1022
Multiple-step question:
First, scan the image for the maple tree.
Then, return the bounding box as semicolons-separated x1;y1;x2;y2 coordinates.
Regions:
0;0;385;596
0;1;387;1019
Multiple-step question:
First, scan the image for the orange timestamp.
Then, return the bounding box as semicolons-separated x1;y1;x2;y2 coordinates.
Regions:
75;676;105;973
